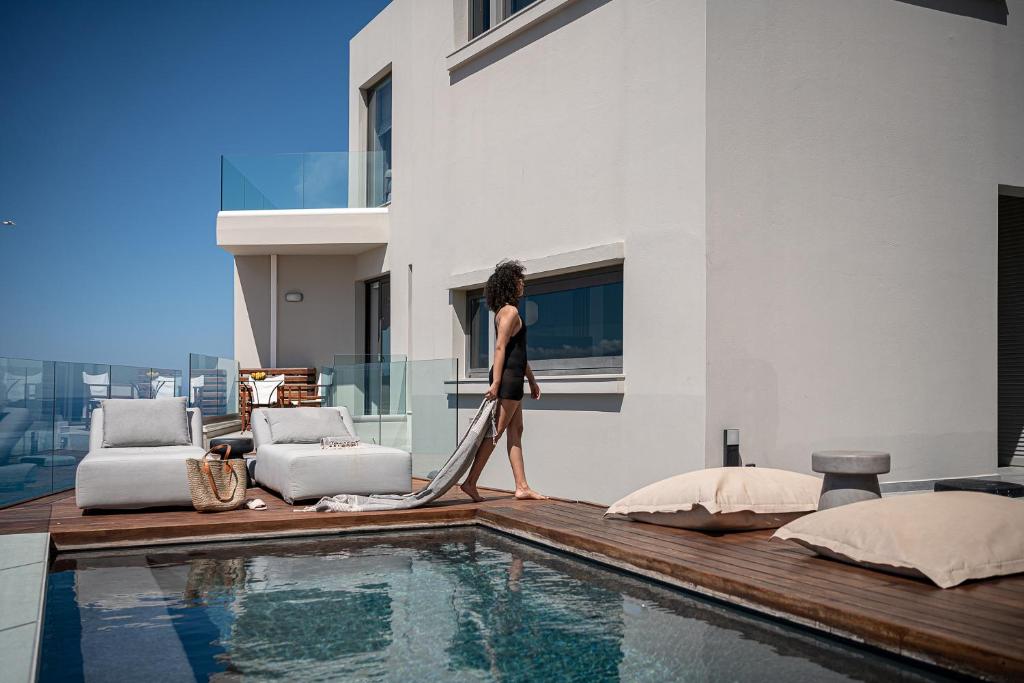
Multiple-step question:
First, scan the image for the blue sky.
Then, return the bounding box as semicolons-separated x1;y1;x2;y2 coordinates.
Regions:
0;0;390;373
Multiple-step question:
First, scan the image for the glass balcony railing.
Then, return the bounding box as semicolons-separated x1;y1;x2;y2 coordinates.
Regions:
188;354;240;419
220;151;390;211
0;357;183;509
332;356;464;478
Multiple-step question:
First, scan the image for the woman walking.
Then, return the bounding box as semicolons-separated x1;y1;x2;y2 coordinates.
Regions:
461;259;547;502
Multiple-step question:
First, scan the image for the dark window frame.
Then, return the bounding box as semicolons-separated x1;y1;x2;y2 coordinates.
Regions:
365;74;392;207
469;0;491;39
364;274;391;363
468;0;538;40
465;264;623;377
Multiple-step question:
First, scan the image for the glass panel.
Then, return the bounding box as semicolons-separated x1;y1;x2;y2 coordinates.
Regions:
407;358;459;478
511;0;536;13
54;362;109;454
331;356;457;473
1;357;185;508
366;77;392;206
149;368;183;399
311;365;336;408
108;365;142;400
332;360;381;445
0;358;55;507
468;294;489;372
221;153;300;210
189;354;239;418
520;268;623;372
470;0;491;38
220;152;385;211
376;358;408;453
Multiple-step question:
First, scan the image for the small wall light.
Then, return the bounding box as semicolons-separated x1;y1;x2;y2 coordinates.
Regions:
723;428;741;467
284;291;303;303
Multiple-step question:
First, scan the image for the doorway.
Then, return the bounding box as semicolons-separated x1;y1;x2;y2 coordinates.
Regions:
364;276;391;414
998;192;1024;466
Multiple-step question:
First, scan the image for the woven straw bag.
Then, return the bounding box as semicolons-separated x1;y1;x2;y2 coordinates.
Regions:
186;444;247;512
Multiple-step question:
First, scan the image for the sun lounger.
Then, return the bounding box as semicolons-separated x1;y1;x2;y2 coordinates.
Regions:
76;400;204;510
250;407;412;504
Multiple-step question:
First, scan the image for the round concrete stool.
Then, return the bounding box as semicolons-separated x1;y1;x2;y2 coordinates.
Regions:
811;450;890;511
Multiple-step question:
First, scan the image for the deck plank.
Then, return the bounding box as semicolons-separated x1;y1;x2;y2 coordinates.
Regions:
487;503;1024;643
1;485;1022;680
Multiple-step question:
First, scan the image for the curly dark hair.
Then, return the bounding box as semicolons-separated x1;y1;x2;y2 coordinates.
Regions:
485;259;526;312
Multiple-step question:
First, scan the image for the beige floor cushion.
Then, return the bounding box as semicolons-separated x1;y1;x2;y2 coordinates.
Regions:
606;467;821;531
773;491;1024;588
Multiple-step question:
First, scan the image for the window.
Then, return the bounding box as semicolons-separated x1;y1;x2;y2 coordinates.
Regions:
469;0;538;39
469;0;491;39
466;265;623;375
366;75;392;206
468;293;490;372
510;0;536;13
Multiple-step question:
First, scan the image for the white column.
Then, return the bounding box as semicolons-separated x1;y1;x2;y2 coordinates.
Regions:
270;254;278;367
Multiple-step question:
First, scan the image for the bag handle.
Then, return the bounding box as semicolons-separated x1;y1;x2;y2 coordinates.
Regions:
202;445;239;503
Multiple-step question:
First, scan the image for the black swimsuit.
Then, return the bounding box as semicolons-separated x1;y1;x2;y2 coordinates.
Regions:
489;314;527;401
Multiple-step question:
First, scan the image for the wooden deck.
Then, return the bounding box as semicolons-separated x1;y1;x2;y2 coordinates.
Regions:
2;484;1022;681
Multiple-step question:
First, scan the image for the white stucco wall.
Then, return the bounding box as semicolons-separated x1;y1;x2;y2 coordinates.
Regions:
234;255;271;368
233;255;360;369
705;0;1024;480
349;0;708;503
276;255;359;368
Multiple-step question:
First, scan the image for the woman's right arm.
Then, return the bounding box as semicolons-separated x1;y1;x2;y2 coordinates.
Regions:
486;306;515;401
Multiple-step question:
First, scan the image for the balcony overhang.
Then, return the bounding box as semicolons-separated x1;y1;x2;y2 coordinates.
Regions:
216;208;389;255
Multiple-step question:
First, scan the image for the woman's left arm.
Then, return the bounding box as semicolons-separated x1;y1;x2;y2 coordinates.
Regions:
525;363;541;400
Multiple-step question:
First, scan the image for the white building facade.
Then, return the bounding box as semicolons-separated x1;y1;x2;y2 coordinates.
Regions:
218;0;1024;504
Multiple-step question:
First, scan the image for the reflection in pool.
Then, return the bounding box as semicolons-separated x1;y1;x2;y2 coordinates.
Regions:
41;528;951;682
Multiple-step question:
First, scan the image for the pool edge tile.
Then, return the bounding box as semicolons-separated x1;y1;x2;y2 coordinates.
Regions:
0;532;50;682
0;532;48;571
0;623;37;683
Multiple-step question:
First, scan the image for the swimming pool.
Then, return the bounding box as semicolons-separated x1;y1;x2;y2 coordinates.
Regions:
40;528;951;682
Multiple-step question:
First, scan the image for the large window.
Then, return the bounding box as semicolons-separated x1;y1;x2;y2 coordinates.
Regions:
466;266;623;375
366;75;392;206
469;0;538;39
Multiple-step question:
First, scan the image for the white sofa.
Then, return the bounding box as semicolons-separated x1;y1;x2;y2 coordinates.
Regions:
251;407;412;504
75;406;204;510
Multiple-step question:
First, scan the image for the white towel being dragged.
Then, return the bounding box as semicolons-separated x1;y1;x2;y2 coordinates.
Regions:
320;436;362;449
302;493;408;513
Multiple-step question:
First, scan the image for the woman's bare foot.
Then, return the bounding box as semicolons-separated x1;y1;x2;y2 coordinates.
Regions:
514;487;547;500
460;483;485;502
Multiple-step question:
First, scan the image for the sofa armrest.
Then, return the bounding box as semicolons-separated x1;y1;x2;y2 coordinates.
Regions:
89;409;104;452
335;407;357;436
187;407;203;448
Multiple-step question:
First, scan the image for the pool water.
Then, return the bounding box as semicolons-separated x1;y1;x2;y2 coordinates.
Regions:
41;528;951;682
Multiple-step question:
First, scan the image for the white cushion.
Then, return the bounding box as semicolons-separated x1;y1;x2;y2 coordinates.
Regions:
254;443;411;504
75;445;206;509
263;407;351;444
606;467;822;531
101;397;191;448
773;491;1024;588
